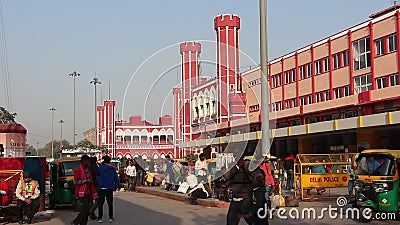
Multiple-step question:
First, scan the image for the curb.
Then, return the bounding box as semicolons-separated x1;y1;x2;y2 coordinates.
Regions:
135;187;230;208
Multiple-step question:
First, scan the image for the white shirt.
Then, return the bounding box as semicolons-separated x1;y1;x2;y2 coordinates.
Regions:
195;159;208;176
126;165;137;177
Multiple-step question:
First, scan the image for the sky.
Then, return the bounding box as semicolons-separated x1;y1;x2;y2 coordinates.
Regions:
0;0;392;148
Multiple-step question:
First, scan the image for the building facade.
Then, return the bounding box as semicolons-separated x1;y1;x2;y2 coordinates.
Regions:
97;100;175;159
0;124;27;157
178;6;400;157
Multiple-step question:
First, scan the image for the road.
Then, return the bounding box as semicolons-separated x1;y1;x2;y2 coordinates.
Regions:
29;192;398;225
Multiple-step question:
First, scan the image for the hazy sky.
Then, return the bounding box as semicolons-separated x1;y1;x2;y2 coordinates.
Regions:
0;0;391;147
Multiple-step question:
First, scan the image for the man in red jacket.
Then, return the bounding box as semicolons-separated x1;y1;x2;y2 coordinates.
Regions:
71;155;98;225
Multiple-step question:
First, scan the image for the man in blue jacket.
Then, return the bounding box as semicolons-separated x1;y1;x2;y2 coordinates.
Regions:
96;155;120;223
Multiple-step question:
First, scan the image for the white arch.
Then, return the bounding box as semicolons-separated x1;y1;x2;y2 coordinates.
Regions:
153;153;159;159
116;153;123;159
132;129;140;136
142;154;148;160
124;129;132;136
152;129;159;136
192;96;198;119
133;154;139;158
166;129;174;135
160;153;165;159
116;129;124;136
198;91;204;118
159;129;167;135
125;153;132;159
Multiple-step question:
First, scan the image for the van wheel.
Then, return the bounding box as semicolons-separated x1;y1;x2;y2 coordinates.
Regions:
360;207;373;223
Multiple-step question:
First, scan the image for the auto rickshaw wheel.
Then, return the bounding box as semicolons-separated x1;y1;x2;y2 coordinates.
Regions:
360;207;373;223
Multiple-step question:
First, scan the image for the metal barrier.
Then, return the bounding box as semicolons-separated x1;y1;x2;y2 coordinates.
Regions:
294;154;355;200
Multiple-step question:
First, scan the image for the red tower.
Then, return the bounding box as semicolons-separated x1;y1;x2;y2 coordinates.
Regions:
96;105;105;146
104;100;116;158
179;41;201;147
214;14;242;123
173;87;183;158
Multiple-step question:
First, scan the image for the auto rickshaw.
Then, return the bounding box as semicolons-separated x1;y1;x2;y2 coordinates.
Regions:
354;149;400;222
48;158;81;210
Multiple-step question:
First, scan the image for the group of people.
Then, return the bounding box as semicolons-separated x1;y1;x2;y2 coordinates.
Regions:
71;154;120;225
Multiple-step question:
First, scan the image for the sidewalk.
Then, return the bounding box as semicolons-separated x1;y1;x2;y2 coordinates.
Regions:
135;186;230;208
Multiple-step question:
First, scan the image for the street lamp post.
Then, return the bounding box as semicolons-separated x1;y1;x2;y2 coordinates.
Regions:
90;77;101;145
49;107;56;159
260;0;270;156
69;71;80;145
58;119;65;154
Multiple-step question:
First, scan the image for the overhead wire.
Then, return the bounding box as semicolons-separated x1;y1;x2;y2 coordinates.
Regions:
0;0;12;111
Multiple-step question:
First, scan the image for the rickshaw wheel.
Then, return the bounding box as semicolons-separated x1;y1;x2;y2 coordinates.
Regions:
359;207;373;223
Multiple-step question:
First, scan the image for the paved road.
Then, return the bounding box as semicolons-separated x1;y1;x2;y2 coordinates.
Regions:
27;192;397;225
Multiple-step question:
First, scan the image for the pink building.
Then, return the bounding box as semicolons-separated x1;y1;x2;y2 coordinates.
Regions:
97;100;174;159
0;124;27;157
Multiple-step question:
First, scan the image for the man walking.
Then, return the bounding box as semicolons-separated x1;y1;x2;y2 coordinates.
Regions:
15;172;40;224
125;160;137;191
96;155;120;223
72;155;98;225
224;152;267;225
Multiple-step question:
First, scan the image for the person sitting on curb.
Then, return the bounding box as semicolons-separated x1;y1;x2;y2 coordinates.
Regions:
16;172;40;224
188;182;211;205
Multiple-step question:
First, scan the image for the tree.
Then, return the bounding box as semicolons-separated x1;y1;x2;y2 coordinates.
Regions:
39;140;70;158
26;144;37;156
0;106;17;124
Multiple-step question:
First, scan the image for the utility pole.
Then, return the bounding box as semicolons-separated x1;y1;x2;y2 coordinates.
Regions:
69;71;80;145
36;142;39;156
90;77;101;145
49;107;56;159
260;0;270;156
59;119;65;153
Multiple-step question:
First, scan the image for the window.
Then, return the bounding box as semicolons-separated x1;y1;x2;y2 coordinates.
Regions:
333;53;340;69
285;71;291;84
334;88;342;99
300;96;306;106
277;73;282;86
323;56;330;72
316;92;323;103
276;102;283;111
116;135;123;142
249;104;260;112
354;74;372;93
285;100;291;109
272;76;277;88
307;63;312;78
292;98;298;107
307;95;313;104
344;85;351;96
375;38;384;56
343;50;349;67
353;37;371;71
324;90;331;101
376;77;387;89
271;103;276;111
388;33;397;52
315;60;322;75
389;74;399;86
292;69;296;82
300;65;305;79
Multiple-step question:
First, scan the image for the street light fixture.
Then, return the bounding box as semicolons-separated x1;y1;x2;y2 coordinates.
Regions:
49;107;56;159
69;70;80;145
58;119;65;154
90;77;101;145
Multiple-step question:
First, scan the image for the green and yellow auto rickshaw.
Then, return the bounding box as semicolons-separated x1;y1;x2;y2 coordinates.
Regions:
48;158;81;210
354;149;400;222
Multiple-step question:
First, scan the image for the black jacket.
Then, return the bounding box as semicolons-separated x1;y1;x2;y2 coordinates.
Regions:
224;160;265;198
